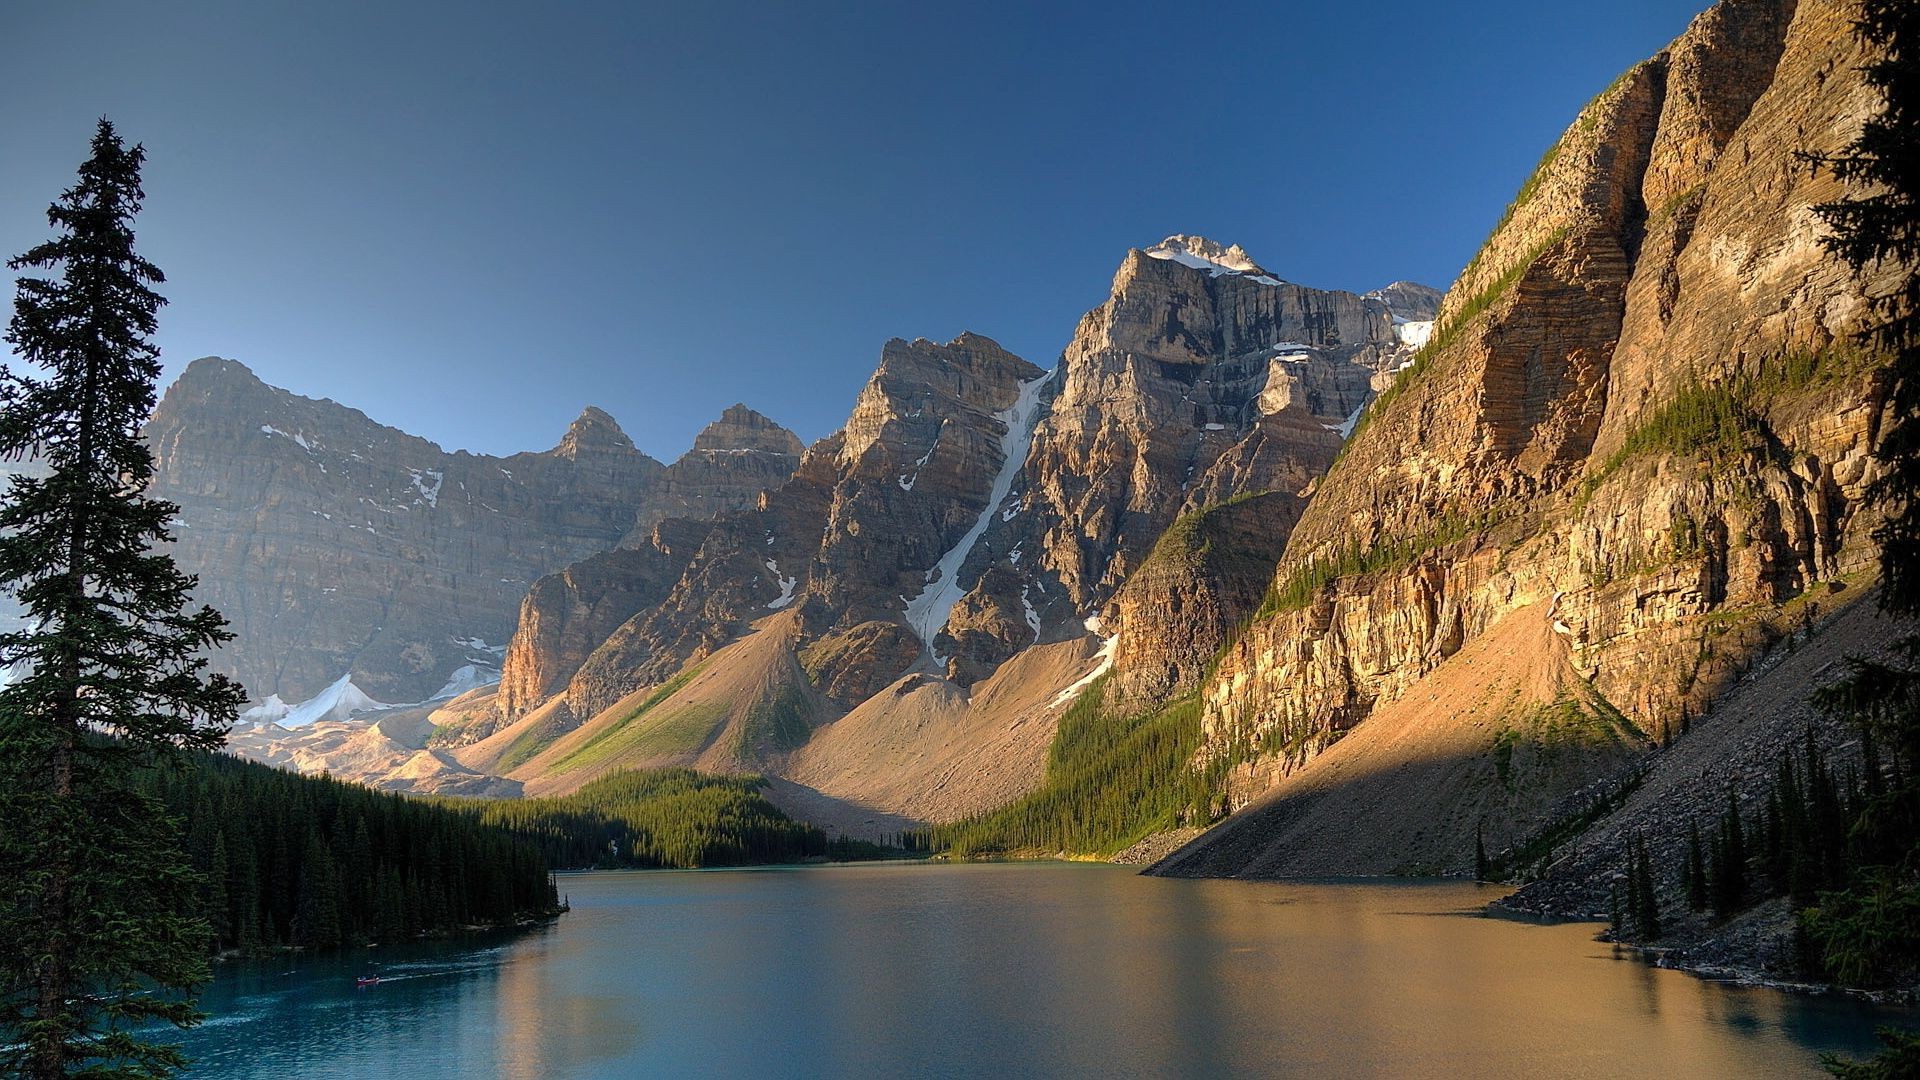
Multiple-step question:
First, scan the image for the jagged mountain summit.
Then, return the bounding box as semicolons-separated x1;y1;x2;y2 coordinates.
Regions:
148;357;803;717
202;237;1438;815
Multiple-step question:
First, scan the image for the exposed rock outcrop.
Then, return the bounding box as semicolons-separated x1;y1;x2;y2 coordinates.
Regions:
934;236;1432;685
1176;0;1901;877
625;404;804;539
1109;491;1305;704
148;357;666;705
501;333;1047;754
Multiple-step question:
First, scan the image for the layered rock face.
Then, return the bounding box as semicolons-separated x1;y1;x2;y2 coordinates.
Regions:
148;358;664;705
626;404;804;539
940;235;1429;683
515;333;1047;729
1193;0;1898;840
1108;491;1306;704
148;358;802;710
489;518;711;728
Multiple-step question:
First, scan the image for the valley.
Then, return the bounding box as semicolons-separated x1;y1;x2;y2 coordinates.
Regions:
111;0;1912;1007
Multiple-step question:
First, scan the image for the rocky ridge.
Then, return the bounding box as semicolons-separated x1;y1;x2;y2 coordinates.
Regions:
148;357;802;713
1158;0;1901;876
461;237;1436;799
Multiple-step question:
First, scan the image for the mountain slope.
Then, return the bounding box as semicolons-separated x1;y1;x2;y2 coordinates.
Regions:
476;243;1436;811
1158;0;1900;878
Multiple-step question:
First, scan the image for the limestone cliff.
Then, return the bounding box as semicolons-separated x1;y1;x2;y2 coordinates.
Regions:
937;236;1431;684
625;404;803;539
148;359;803;723
1171;0;1901;874
148;358;666;705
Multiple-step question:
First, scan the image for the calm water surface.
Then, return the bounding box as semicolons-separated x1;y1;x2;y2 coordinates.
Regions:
177;862;1910;1078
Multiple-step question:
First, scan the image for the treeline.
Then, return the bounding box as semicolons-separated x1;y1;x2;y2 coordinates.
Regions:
1610;729;1911;984
913;679;1216;858
142;751;561;954
453;768;892;869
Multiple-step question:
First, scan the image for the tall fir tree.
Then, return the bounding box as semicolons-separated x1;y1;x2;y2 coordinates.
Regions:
0;120;244;1078
1801;0;1920;995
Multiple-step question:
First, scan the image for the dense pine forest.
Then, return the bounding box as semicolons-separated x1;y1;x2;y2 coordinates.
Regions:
144;751;562;954
456;768;893;869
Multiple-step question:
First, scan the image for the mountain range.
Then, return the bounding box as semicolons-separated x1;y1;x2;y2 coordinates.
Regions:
148;0;1898;964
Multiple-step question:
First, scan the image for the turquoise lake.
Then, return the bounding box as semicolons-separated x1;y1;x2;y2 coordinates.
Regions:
172;862;1911;1078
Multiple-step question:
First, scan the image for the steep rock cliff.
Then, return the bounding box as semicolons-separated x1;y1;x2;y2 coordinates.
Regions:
937;236;1432;684
625;404;804;539
1178;0;1900;874
534;334;1046;736
148;357;666;705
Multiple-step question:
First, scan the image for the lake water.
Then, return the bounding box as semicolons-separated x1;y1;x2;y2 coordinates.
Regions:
175;862;1909;1078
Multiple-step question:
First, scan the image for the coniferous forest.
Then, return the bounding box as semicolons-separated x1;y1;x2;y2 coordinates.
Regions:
453;768;896;870
145;750;562;954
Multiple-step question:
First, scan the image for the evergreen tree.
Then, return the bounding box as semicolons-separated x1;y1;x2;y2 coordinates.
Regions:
1474;823;1490;882
1686;821;1708;913
1823;1029;1920;1080
1629;836;1661;940
1711;792;1749;921
0;120;244;1078
1801;0;1920;1003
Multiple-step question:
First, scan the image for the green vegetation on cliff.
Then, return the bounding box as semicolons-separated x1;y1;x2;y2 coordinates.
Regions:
1256;508;1508;618
543;662;711;772
920;678;1215;858
1580;346;1887;502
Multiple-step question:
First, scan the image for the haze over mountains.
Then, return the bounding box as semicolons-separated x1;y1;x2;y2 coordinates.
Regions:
173;232;1436;808
145;0;1897;980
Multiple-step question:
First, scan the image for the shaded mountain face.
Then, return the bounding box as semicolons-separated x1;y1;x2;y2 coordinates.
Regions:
147;358;800;709
1165;0;1900;875
626;404;805;540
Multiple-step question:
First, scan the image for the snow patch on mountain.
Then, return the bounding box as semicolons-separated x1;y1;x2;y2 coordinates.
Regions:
247;674;392;728
1145;235;1284;286
904;370;1053;662
1050;617;1118;707
1326;401;1368;439
1394;319;1435;348
408;468;444;508
764;559;797;610
430;663;501;701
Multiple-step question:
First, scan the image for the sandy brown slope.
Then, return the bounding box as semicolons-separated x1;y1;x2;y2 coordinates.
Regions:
1152;602;1647;878
503;609;828;796
780;636;1101;827
227;705;522;798
450;691;573;777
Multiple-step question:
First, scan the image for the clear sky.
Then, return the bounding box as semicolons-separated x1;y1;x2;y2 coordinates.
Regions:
2;1;1708;461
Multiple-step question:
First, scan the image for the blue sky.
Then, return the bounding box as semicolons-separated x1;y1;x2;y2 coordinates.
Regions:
2;1;1707;460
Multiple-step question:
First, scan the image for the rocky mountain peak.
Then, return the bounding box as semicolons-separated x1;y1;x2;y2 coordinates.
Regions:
176;354;263;388
1364;281;1444;322
691;404;804;456
1142;235;1274;279
555;406;637;460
